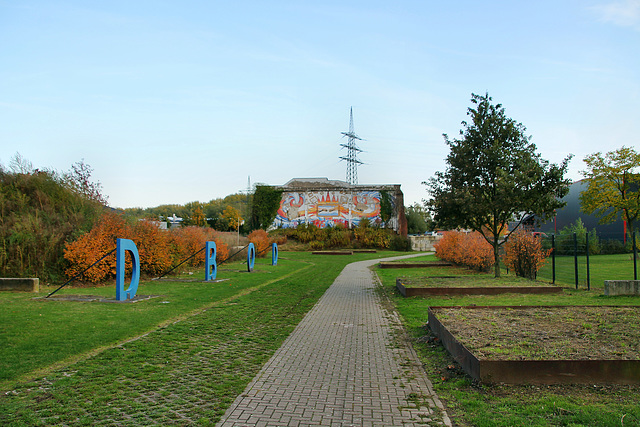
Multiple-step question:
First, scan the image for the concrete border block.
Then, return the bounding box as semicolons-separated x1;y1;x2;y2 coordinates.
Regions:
604;280;640;296
0;278;39;292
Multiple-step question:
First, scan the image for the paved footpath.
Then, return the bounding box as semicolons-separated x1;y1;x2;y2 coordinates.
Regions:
217;255;452;427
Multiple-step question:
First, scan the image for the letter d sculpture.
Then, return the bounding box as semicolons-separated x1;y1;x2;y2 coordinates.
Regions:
116;238;140;301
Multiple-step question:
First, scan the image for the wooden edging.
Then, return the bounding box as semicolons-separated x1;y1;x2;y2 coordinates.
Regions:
396;279;562;297
379;261;452;269
428;306;640;384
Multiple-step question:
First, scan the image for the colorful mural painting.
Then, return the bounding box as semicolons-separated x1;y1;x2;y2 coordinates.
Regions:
274;190;385;228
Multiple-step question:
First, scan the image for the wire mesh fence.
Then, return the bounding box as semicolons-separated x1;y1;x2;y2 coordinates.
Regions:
535;231;638;290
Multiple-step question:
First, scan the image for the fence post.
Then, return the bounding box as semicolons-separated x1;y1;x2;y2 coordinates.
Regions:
634;231;638;281
573;232;579;290
586;232;590;291
552;235;556;284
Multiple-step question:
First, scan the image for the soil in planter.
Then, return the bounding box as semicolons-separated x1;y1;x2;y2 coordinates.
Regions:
431;306;640;361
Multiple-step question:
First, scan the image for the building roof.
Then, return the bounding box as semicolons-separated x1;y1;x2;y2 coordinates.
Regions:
279;177;401;192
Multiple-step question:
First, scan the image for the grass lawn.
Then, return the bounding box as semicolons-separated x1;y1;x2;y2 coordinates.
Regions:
537;253;638;290
376;253;640;427
0;251;405;426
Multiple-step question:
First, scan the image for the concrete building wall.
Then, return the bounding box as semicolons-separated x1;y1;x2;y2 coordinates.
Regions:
272;178;407;236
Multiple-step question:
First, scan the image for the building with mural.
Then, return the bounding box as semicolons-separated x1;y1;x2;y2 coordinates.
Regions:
271;178;407;236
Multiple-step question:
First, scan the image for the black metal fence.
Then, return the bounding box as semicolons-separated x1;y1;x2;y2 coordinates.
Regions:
535;231;638;290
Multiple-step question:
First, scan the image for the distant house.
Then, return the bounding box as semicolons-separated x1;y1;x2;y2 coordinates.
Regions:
167;214;183;229
140;219;167;230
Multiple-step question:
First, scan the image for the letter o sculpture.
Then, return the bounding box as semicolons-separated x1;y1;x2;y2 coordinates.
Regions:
247;242;256;272
271;243;278;266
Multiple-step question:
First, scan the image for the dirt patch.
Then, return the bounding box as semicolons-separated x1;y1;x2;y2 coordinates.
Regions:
431;306;640;361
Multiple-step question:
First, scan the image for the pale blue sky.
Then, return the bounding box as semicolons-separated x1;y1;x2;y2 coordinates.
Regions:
1;0;638;208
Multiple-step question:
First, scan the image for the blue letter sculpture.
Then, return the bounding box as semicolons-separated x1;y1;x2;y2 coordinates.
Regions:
205;241;217;281
271;243;278;266
116;238;140;301
247;242;256;272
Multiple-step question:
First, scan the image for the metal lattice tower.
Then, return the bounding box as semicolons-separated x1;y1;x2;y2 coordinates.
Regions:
339;107;363;185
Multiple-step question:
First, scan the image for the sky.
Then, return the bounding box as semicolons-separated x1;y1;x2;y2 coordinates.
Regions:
1;0;639;209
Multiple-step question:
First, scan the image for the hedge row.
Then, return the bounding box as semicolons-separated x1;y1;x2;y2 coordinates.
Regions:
271;221;410;251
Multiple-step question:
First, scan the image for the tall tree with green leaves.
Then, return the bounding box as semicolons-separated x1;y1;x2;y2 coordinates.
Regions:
580;146;640;241
250;185;283;230
222;205;243;231
406;203;432;234
425;93;572;277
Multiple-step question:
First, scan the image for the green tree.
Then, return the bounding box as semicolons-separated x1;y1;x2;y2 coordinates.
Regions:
555;218;600;255
250;185;283;230
64;159;107;205
379;191;395;226
190;203;206;227
579;146;640;242
406;203;432;234
222;205;243;231
425;93;572;277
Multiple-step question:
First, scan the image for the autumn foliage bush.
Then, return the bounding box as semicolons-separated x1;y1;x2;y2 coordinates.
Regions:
434;231;494;272
248;229;271;258
502;228;551;279
64;211;229;282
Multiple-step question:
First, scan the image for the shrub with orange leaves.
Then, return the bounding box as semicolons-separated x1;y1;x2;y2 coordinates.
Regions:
132;219;172;276
169;226;208;267
502;228;551;279
434;231;464;265
170;226;229;266
434;230;494;272
459;232;494;272
248;229;270;258
65;213;230;282
64;211;130;282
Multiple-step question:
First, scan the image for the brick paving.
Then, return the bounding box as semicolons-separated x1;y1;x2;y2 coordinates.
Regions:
217;256;452;426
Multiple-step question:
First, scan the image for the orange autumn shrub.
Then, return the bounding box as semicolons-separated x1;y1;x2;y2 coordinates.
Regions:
170;226;229;266
248;229;270;258
459;232;494;272
502;228;551;279
64;211;130;282
65;213;230;282
213;235;229;264
132;219;172;276
170;226;208;267
434;231;464;265
434;230;494;272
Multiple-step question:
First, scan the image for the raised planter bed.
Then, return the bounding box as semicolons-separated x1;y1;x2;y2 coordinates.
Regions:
379;261;452;269
428;306;640;384
396;277;562;297
311;250;353;255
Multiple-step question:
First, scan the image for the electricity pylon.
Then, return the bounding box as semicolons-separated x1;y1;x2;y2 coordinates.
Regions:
339;107;363;186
